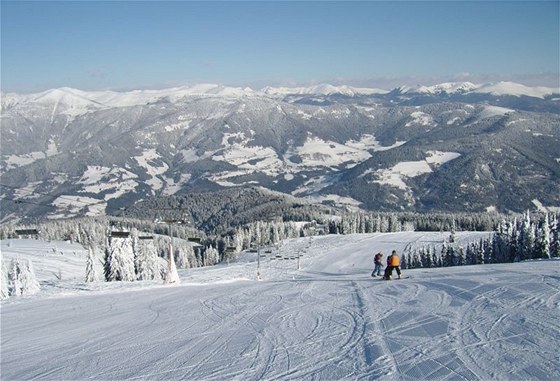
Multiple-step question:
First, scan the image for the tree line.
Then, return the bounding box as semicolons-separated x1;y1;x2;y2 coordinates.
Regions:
402;211;560;270
2;210;556;299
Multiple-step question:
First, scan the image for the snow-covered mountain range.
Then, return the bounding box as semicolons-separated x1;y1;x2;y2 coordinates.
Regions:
1;81;559;221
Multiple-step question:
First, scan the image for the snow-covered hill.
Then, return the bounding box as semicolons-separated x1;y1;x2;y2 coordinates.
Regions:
1;81;559;222
404;81;558;99
1;232;559;380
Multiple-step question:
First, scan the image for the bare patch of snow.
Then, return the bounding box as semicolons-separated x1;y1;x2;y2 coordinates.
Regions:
77;165;138;199
162;174;191;196
479;106;514;119
426;151;461;166
374;161;432;190
134;149;168;191
405;111;434;127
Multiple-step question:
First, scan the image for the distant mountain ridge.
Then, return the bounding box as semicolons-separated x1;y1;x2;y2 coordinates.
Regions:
1;81;559;222
3;80;558;109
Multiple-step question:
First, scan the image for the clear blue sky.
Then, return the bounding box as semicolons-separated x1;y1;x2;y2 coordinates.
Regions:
1;1;558;92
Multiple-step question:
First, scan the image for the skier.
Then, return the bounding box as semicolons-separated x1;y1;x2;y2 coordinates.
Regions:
371;252;383;277
383;250;402;280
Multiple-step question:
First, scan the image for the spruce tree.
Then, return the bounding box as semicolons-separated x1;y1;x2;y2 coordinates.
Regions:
457;247;466;266
104;236;135;281
85;246;98;282
534;214;551;259
8;258;40;296
550;214;560;258
401;253;408;270
136;238;160;280
1;257;8;300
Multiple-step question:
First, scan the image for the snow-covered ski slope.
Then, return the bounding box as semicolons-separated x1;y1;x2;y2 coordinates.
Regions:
2;232;559;381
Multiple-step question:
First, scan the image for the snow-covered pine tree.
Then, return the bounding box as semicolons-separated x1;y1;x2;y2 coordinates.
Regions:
483;238;493;264
8;258;40;296
449;220;456;243
401;252;408;269
103;236;114;281
411;251;422;269
135;236;161;281
204;245;220;267
174;245;187;269
431;246;441;267
116;237;136;281
550;213;560;258
444;244;457;267
389;214;401;233
457;247;466;266
1;257;8;299
271;223;281;244
420;247;433;268
104;236;135;281
520;211;535;260
465;243;476;265
85;245;98;282
534;214;551;259
441;242;449;266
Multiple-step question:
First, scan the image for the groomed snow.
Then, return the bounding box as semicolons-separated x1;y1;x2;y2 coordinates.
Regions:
2;232;559;381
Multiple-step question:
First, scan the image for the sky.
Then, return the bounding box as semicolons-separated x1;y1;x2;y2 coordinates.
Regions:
1;1;559;93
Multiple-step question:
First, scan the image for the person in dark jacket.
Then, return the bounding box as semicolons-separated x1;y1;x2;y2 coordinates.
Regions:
371;252;383;277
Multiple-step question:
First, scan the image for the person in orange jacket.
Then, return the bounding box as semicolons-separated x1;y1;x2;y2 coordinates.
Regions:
383;250;402;280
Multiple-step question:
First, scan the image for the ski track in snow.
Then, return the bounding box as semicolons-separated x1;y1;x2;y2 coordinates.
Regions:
1;232;560;381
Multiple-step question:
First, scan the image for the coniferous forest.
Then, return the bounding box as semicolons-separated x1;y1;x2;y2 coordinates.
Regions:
1;199;558;287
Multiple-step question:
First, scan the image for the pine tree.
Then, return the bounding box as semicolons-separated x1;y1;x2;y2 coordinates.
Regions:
533;214;550;259
205;245;220;266
104;236;135;281
1;257;9;300
431;246;441;267
465;243;475;265
104;244;116;281
520;211;535;260
85;246;98;282
483;238;493;264
135;238;160;280
441;242;450;267
174;245;191;269
449;219;456;243
424;246;433;268
550;213;560;258
8;258;40;296
443;245;457;267
457;247;466;266
401;253;408;270
419;248;428;268
411;251;422;269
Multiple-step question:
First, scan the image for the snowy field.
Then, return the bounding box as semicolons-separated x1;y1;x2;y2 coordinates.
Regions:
1;232;559;380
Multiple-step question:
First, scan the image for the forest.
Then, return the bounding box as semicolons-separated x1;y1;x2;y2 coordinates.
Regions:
2;207;559;299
